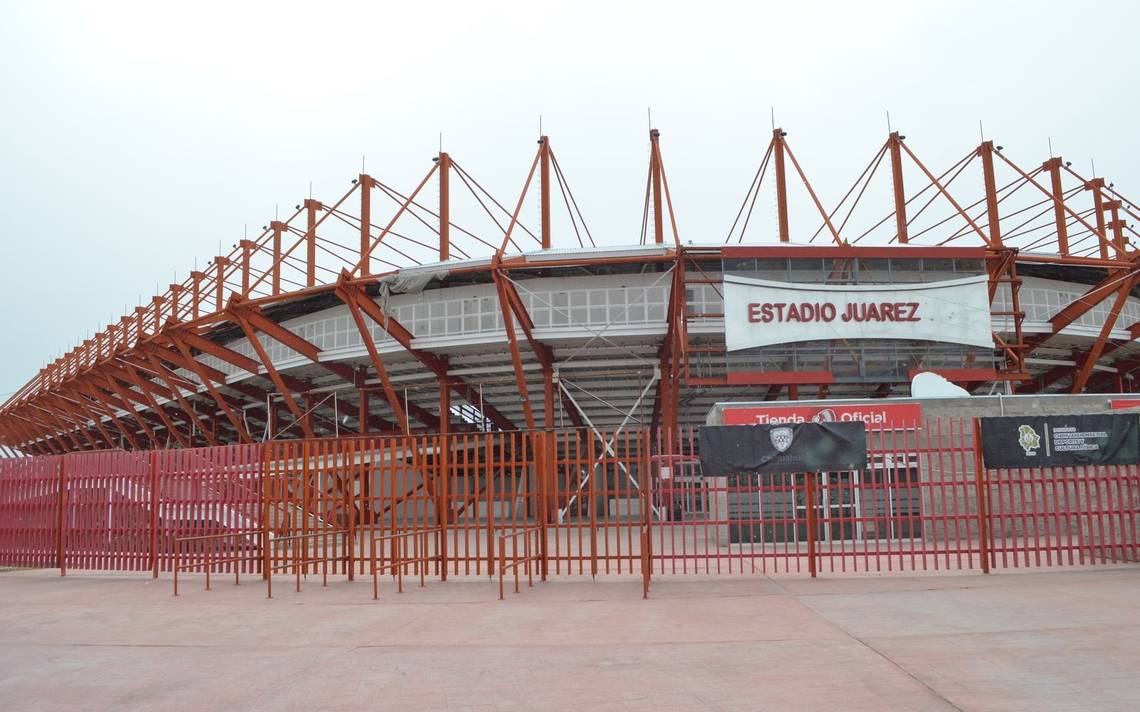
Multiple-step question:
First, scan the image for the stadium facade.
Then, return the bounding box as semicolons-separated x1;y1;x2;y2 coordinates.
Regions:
3;128;1140;458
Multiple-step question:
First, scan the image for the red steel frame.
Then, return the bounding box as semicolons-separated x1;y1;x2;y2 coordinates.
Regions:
1;128;1140;462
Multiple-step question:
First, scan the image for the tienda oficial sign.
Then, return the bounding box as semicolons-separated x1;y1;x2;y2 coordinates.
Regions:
722;403;923;429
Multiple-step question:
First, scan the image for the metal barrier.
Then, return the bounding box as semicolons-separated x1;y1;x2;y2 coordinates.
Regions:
371;527;441;599
498;526;544;600
172;530;262;596
2;420;1139;591
265;530;349;598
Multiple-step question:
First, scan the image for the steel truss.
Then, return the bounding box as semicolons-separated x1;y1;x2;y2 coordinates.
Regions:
4;127;1140;460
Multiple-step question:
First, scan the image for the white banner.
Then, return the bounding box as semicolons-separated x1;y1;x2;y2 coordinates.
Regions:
723;274;993;351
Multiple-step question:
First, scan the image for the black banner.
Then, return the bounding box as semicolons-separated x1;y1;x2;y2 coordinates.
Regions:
699;422;867;475
979;413;1140;469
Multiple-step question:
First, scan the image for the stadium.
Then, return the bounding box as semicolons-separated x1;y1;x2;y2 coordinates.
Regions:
2;127;1139;457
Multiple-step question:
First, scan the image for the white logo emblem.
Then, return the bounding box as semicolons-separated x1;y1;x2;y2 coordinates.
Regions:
770;426;794;453
812;408;837;423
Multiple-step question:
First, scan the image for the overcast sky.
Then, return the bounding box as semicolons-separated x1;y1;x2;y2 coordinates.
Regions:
2;0;1138;400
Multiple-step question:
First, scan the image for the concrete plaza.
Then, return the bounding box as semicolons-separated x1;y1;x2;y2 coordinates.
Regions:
0;566;1138;711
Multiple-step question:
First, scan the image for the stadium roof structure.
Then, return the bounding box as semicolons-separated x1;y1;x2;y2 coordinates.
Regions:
3;128;1140;455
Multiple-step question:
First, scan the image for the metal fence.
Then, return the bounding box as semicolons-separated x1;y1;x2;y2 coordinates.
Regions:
0;420;1137;589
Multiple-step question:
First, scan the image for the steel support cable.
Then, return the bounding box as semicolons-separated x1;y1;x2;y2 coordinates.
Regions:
725;142;773;244
980;202;1063;250
1009;205;1093;252
371;182;474;258
275;250;334;282
1018;208;1099;253
559;377;646;423
1066;163;1140;230
243;242;315;292
778;141;845;244
917;169;1038;245
321;207;423;266
251;238;326;285
851;149;975;244
896;153;977;243
1009;204;1094;246
735;147;774;245
808;141;888;244
548;153;586;248
314;239;393;273
312;225;406;269
932;177;1052;246
1065;228;1105;254
655;142;684;248
639;160;652;245
550;150;597;248
994;151;1110;245
449;160;541;246
1103;183;1140;226
373;176;490;248
369;181;474;260
550;153;586;248
449;163;528;254
820;144;891;244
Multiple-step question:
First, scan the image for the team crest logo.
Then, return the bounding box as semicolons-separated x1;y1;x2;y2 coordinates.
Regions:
1017;425;1041;456
770;426;794;453
812;409;837;423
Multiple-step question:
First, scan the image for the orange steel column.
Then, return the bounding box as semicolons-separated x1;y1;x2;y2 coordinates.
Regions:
1044;157;1070;255
438;152;451;260
270;221;285;295
539;136;551;249
170;284;184;322
888;132;908;244
1107;200;1127;255
650;130;664;245
773;128;791;243
240;240;253;297
1087;179;1109;260
304;199;321;287
190;271;204;319
359;174;372;276
214;256;229;312
980;141;1004;248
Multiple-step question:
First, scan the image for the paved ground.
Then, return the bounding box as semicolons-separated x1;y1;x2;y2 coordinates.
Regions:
0;566;1138;711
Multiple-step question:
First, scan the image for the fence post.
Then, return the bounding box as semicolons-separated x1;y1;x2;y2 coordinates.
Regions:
57;456;66;577
805;472;817;579
642;429;652;598
438;432;449;582
346;443;355;582
972;418;991;574
150;450;159;578
261;443;270;583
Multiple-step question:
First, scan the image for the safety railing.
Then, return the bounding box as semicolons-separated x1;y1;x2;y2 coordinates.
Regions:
498;526;544;600
172;529;262;596
371;527;442;600
265;529;350;598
